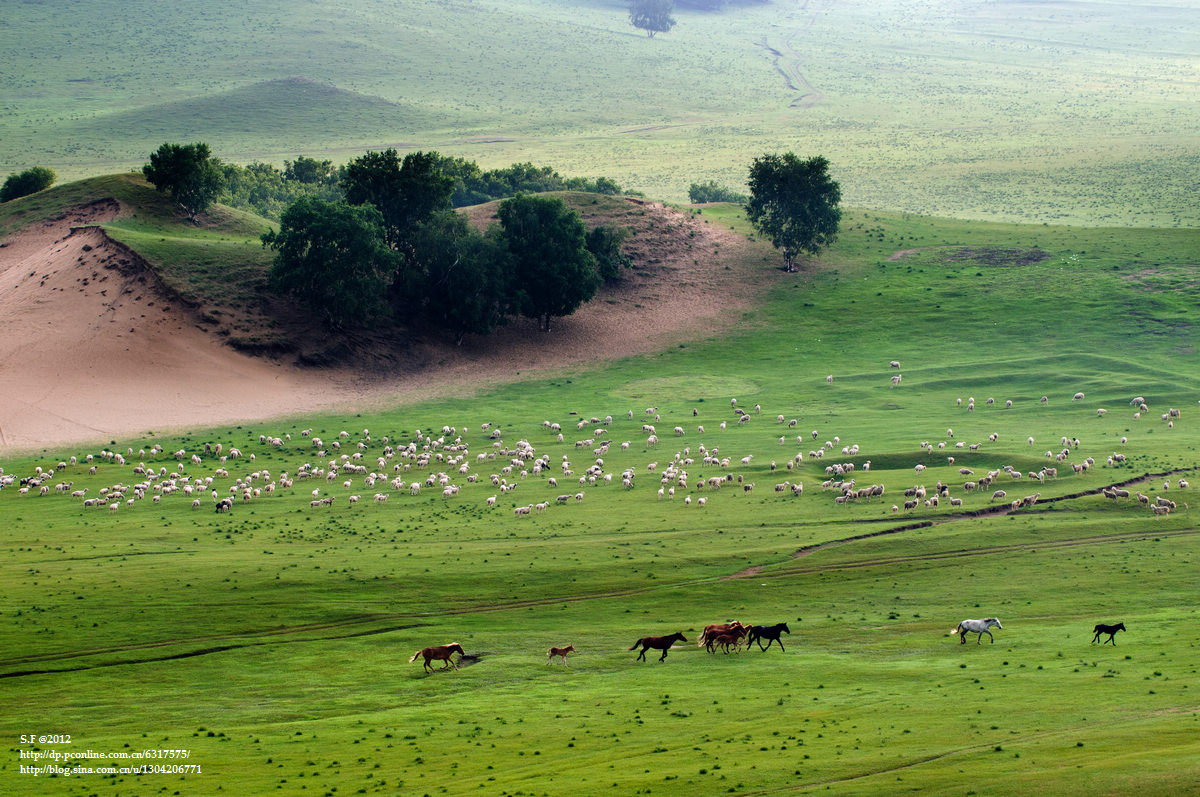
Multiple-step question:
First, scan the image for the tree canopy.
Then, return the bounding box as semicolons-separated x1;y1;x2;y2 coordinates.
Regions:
284;156;337;185
629;0;676;37
0;166;56;202
497;194;600;332
745;153;841;272
263;196;397;328
408;211;506;344
341;149;454;250
586;224;632;283
142;142;226;223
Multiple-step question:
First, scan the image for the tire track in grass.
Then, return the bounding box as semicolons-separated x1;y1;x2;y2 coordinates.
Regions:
0;616;419;670
724;468;1192;579
0;623;423;679
754;0;836;109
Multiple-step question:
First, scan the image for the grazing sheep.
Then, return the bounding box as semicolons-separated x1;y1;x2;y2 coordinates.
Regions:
991;490;1007;501
890;361;900;368
1073;392;1085;401
826;375;833;384
891;374;902;388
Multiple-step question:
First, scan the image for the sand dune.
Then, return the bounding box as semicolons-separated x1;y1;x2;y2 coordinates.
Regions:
0;200;760;453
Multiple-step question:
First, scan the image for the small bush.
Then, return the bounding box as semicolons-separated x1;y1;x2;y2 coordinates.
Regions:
1;166;56;202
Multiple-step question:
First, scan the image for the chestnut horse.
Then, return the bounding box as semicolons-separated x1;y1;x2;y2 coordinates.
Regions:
409;642;465;673
630;632;687;662
698;621;745;648
707;629;746;654
547;645;575;665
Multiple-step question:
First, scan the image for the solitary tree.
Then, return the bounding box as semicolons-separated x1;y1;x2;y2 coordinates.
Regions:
142;142;225;223
629;0;675;37
498;194;600;332
263;196;396;328
745;153;841;272
0;166;56;202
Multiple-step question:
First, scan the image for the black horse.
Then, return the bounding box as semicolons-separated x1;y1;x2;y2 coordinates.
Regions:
630;632;688;662
1092;622;1125;645
746;622;790;652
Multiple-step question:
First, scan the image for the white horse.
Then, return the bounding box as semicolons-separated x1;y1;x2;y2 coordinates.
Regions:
951;618;1002;645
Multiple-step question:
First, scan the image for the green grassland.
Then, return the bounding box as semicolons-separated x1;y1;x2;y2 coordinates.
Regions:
2;180;1199;794
2;0;1197;226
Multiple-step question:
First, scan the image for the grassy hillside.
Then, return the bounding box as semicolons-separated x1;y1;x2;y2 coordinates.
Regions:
2;0;1196;226
2;199;1198;793
0;173;288;351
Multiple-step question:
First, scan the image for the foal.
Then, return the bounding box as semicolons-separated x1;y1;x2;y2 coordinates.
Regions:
547;645;575;665
1092;622;1125;645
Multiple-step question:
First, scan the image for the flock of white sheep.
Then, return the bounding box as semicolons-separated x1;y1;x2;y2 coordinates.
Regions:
0;368;1193;523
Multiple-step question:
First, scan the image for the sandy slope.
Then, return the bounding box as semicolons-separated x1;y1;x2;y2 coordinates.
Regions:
0;200;762;453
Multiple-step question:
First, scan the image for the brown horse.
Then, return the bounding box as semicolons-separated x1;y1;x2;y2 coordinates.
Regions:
547;645;575;665
409;642;466;673
630;632;687;662
707;629;746;654
698;621;745;648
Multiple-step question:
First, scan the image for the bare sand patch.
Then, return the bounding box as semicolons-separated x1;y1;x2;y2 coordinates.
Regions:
0;200;767;452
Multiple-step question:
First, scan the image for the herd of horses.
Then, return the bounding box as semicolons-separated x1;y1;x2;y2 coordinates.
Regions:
410;618;1126;673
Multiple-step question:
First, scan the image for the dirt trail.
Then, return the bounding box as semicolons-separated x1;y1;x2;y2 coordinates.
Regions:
755;0;837;109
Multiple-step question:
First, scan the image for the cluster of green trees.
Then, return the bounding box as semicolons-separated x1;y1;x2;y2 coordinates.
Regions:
1;166;56;202
215;154;625;222
142;140;842;339
251;148;629;339
140;142;635;339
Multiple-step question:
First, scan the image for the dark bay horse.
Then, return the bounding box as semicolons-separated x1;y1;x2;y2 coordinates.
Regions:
1092;622;1125;645
410;642;466;673
630;632;687;662
747;622;790;652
